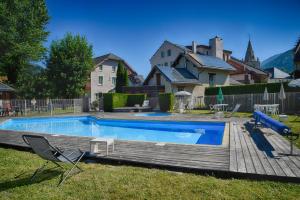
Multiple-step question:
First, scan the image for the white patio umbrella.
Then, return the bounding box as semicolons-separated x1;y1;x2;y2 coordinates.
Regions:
278;83;286;113
263;87;269;103
288;79;300;87
174;91;191;113
174;91;192;96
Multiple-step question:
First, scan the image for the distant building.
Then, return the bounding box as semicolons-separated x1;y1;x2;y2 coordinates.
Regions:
264;67;291;83
228;57;268;84
0;82;15;100
244;39;261;68
149;36;232;68
144;41;235;97
88;53;142;102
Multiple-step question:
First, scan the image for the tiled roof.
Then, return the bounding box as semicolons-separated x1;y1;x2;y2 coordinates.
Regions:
156;66;200;84
189;53;235;71
229;57;268;75
0;83;15;92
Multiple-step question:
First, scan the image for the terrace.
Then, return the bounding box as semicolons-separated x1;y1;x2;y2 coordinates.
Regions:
0;112;299;184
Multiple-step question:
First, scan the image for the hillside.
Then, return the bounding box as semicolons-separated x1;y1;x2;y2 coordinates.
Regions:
262;49;295;73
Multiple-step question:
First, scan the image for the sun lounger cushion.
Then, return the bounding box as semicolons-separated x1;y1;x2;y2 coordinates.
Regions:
253;111;290;135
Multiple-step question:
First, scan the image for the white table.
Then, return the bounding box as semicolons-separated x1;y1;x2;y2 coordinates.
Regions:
254;104;279;115
90;138;114;156
213;104;228;112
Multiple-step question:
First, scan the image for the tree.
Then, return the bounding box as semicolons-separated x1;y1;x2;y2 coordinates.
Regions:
16;65;50;99
115;62;129;93
0;0;49;84
46;33;93;98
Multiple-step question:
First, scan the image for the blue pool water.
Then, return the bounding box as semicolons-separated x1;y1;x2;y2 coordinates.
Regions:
134;112;173;117
0;116;225;145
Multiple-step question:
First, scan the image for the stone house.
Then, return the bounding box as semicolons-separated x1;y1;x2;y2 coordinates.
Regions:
87;53;142;102
144;42;235;98
149;36;232;68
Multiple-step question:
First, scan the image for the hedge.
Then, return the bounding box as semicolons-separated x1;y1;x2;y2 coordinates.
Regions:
159;93;174;112
205;82;300;96
127;94;147;106
103;93;146;112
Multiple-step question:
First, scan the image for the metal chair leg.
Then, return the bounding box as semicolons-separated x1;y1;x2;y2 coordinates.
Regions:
30;161;49;181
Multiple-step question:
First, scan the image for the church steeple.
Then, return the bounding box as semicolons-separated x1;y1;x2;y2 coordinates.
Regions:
244;39;260;68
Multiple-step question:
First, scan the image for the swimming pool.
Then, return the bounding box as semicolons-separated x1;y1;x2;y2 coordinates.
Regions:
134;112;173;117
0;116;226;145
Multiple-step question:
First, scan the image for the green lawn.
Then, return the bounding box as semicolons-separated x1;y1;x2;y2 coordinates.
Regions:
0;148;299;200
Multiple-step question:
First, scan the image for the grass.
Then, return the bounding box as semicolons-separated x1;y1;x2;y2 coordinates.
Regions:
0;147;299;200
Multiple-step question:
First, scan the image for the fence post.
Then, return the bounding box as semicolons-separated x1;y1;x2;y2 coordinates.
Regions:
73;99;76;114
24;100;27;116
50;99;53;116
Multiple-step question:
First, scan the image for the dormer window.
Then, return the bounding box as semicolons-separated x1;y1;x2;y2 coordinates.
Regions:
99;65;103;71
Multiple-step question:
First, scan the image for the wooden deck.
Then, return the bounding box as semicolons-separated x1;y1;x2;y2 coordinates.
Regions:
0;118;299;182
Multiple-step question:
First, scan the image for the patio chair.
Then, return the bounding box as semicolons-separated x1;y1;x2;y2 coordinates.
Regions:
142;100;150;107
226;104;241;118
209;104;214;112
22;134;85;186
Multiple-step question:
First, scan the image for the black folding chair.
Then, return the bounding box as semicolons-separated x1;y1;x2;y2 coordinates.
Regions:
22;134;85;186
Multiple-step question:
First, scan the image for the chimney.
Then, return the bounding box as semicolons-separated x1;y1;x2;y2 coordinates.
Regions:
192;41;197;54
209;36;223;59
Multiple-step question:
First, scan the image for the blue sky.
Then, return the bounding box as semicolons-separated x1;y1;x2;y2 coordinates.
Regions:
45;0;300;76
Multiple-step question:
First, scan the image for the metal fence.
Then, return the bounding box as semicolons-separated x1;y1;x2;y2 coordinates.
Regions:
0;99;83;117
204;92;300;113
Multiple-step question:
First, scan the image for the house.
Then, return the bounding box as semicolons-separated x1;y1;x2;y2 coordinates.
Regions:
149;36;232;68
264;67;291;83
228;57;269;84
144;42;235;97
0;82;15;100
88;53;142;102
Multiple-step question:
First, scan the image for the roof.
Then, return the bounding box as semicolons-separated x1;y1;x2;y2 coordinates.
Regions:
144;66;200;85
229;78;244;85
0;82;15;92
229;57;268;76
185;44;232;54
93;53;137;75
187;53;235;71
264;67;290;79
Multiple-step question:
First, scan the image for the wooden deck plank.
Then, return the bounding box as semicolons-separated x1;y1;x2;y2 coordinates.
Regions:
237;124;266;175
229;122;238;172
232;124;247;173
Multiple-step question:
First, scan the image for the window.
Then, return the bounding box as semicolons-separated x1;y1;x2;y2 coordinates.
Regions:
161;51;165;58
112;77;116;85
95;93;103;100
177;86;185;91
99;65;103;71
112;66;116;72
164;62;168;66
98;76;103;85
208;73;216;87
167;49;171;56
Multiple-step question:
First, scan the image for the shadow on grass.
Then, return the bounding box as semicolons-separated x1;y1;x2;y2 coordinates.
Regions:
0;169;62;192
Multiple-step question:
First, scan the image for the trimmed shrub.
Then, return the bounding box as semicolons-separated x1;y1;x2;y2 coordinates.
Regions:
205;82;300;96
126;94;147;106
159;93;174;112
103;93;147;112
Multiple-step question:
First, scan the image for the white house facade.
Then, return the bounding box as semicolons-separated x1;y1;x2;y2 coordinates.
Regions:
144;50;235;98
89;53;142;102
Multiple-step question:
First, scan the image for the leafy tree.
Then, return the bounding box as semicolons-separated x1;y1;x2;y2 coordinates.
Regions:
115;61;129;93
16;65;50;99
46;33;93;98
0;0;49;84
